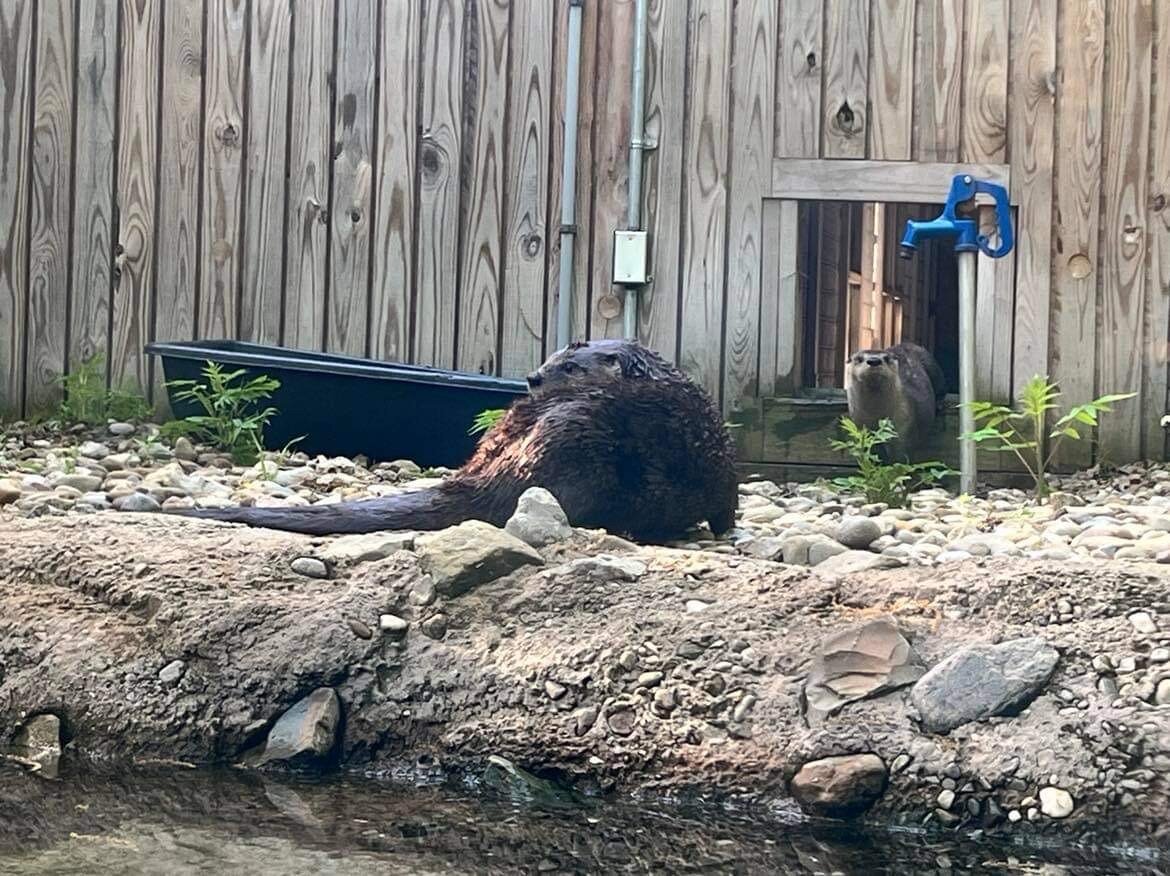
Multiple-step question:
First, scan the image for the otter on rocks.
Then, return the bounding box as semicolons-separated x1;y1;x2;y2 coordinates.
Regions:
844;342;946;459
168;340;739;543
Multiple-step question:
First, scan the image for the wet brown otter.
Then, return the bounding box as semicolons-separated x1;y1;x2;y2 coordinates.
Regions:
170;340;739;542
845;342;946;459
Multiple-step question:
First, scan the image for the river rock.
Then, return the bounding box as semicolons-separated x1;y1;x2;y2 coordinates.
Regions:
77;440;109;459
789;753;888;819
416;520;544;597
319;531;417;565
254;688;341;766
0;480;22;505
803;616;925;724
54;474;103;493
910;637;1060;733
1039;786;1074;819
836;516;882;550
812;550;906;576
808;539;850;566
113;493;161;513
505;487;573;547
15;713;61;756
290;557;329;579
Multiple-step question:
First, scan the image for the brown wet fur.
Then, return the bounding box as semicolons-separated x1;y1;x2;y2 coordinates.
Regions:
845;341;946;459
170;341;739;543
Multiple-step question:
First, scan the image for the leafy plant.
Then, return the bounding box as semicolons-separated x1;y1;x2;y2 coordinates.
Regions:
469;408;506;436
962;375;1135;499
58;353;152;425
829;416;954;507
160;361;281;465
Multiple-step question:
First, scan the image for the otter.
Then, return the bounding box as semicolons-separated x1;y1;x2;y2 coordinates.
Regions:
844;341;946;460
168;339;739;543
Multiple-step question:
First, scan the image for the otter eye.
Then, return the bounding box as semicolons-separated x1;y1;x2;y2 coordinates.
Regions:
883;355;892;363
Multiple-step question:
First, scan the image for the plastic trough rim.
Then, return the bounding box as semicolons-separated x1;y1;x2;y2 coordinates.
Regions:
144;340;529;396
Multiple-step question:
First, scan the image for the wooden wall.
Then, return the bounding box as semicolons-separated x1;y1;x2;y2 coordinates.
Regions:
1;0;1168;466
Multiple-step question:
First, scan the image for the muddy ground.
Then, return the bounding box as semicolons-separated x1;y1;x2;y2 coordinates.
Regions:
2;514;1169;849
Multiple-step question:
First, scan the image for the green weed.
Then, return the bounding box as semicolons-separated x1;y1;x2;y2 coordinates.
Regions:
829;416;953;508
160;361;281;465
963;375;1135;499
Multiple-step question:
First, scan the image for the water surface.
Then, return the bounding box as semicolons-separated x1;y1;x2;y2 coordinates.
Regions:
0;762;1161;875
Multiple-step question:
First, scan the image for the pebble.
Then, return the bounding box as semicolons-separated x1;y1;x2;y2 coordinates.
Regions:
113;493;161;513
290;557;329;579
836;516;881;550
1038;786;1075;819
1129;611;1159;635
379;614;409;636
158;660;185;685
107;422;135;436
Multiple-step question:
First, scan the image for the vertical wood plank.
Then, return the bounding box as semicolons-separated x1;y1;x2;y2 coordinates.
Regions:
240;0;290;346
723;0;774;411
587;0;634;341
636;0;686;361
69;0;117;371
1147;0;1170;459
0;0;33;415
545;0;598;354
154;0;203;370
457;0;510;374
960;0;1009;165
821;0;869;159
499;0;551;378
913;0;964;161
111;0;160;393
758;198;780;394
868;0;913;161
774;0;822;159
369;0;419;364
328;0;376;357
974;204;1017;400
199;0;246;340
283;0;333;351
1009;0;1057;397
814;202;848;386
774;199;803;392
1050;0;1104;469
414;0;463;367
1097;0;1152;462
25;0;75;412
677;0;731;399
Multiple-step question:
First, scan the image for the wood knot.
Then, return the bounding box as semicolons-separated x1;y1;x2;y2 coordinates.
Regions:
218;123;240;146
522;232;542;258
350;208;362;224
1152;193;1166;213
806;51;817;70
835;101;861;134
420;140;444;183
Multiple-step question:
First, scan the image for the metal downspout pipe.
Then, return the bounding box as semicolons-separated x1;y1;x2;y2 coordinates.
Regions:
623;0;649;340
555;0;585;352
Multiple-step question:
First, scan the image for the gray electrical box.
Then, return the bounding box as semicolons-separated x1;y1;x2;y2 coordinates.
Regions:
612;230;650;285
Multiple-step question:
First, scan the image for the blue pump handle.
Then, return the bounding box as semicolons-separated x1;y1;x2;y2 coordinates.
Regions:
898;174;1014;259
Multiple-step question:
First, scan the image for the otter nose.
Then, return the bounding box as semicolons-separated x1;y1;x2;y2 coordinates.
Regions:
865;356;883;367
526;371;543;388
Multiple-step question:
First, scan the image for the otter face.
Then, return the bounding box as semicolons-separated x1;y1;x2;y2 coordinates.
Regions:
526;340;624;396
847;349;898;385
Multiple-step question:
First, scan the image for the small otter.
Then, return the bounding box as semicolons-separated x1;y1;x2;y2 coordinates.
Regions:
170;340;739;542
845;342;946;459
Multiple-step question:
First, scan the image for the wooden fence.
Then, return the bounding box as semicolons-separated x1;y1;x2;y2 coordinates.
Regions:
1;0;1168;466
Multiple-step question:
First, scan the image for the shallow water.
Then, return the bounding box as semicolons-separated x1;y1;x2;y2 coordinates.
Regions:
0;762;1162;875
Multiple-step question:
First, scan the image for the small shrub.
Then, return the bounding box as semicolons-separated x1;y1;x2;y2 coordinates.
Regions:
469;408;506;436
58;353;152;425
160;361;281;465
829;416;953;508
963;375;1135;499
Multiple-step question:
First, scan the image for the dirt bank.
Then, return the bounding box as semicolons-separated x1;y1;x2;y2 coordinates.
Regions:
2;514;1169;848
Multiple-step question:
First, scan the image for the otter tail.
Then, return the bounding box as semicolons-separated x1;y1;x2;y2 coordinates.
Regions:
167;484;477;536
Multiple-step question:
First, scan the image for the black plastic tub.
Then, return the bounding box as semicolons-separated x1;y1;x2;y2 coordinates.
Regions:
145;340;528;468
